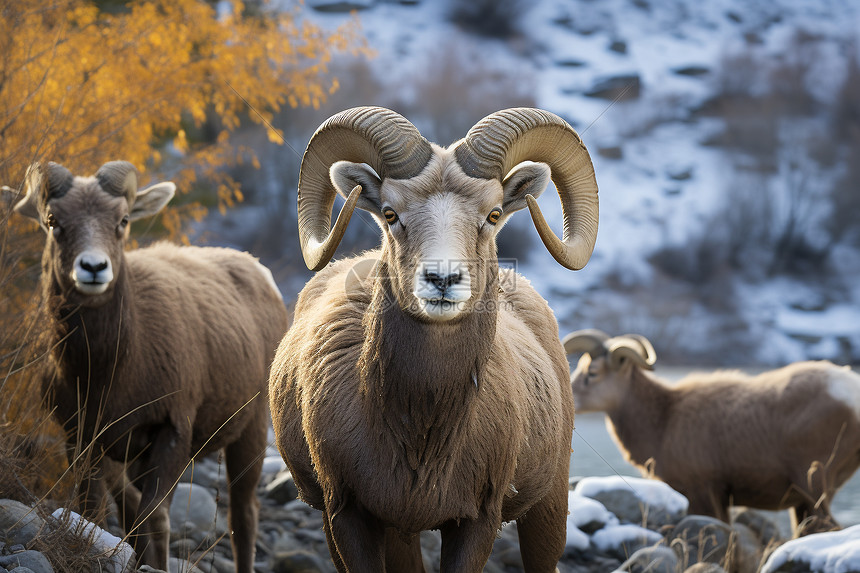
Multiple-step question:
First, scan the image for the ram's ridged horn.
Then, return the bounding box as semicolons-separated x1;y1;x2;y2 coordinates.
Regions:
455;108;599;270
607;335;657;371
96;161;139;207
562;329;610;357
298;106;433;271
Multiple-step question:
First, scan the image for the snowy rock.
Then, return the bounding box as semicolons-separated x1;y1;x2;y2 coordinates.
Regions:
683;564;726;573
0;499;46;546
616;546;679;573
732;508;784;547
760;524;860;573
592;524;663;560
568;490;619;533
50;508;134;573
574;476;688;529
0;550;53;573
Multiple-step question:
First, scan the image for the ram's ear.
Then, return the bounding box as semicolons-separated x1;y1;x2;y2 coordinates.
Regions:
330;161;382;213
501;161;551;214
130;182;175;221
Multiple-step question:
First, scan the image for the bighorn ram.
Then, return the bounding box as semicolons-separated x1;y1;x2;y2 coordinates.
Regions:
269;106;599;572
9;162;289;572
564;329;860;534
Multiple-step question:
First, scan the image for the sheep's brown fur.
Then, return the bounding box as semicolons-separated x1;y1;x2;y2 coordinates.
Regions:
13;163;288;572
570;337;860;535
269;106;597;572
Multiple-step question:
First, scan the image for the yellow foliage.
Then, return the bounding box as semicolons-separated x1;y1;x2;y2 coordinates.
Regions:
0;0;368;500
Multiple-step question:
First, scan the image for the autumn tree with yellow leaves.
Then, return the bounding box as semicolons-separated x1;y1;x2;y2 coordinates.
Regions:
0;0;365;506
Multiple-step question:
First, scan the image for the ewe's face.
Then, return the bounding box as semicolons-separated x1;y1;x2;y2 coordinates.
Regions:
571;353;626;412
332;155;510;323
43;181;131;304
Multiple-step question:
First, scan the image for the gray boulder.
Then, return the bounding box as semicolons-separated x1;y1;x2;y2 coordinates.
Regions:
169;483;226;535
617;546;679;573
0;499;46;547
0;550;54;573
265;472;299;505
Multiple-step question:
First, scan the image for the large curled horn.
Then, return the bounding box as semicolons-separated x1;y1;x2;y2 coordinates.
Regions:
298;106;433;271
607;334;657;371
455;108;599;270
96;161;139;207
13;162;74;220
562;329;610;358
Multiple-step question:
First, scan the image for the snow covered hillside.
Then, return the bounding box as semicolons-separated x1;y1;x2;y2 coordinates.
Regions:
215;0;860;366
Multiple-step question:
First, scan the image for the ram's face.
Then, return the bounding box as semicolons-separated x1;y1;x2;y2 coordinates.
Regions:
332;154;508;323
43;182;131;302
571;353;625;413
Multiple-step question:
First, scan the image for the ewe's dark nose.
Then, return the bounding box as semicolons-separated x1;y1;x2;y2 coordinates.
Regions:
80;258;109;273
425;270;461;292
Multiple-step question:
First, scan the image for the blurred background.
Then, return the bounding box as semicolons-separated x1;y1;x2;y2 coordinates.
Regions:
170;0;860;368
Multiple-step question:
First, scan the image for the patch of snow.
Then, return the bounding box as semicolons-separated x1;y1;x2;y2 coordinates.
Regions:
761;524;860;573
574;476;689;515
591;523;663;552
568;490;619;529
566;522;591;551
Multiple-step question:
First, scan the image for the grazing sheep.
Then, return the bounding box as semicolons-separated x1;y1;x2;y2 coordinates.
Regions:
9;161;289;572
269;106;600;572
564;329;860;534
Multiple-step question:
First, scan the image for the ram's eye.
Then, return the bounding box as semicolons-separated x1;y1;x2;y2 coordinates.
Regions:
119;214;129;228
486;208;502;225
383;207;398;225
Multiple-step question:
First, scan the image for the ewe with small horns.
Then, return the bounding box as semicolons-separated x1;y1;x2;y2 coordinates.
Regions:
270;106;599;572
9;161;289;572
565;329;860;535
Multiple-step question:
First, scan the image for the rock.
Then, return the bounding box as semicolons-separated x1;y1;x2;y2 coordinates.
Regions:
673;65;710;77
609;39;628;54
591;524;663;560
574;477;688;529
759;524;860;573
179;457;225;489
270;549;330;573
0;499;46;546
307;0;374;12
597;146;623;160
265;472;299;505
668;515;735;569
262;456;287;475
732;509;784;548
584;74;641;101
169;483;226;535
0;550;54;573
684;564;726;573
617;546;679;573
168;557;206;573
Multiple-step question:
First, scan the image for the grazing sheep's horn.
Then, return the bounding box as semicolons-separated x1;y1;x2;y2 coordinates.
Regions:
455;108;599;270
96;161;139;207
14;162;74;220
607;335;657;371
298;106;433;271
562;329;610;358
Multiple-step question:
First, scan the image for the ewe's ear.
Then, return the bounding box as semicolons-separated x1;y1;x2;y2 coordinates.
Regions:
130;182;176;221
330;161;382;213
12;163;46;222
501;161;551;214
